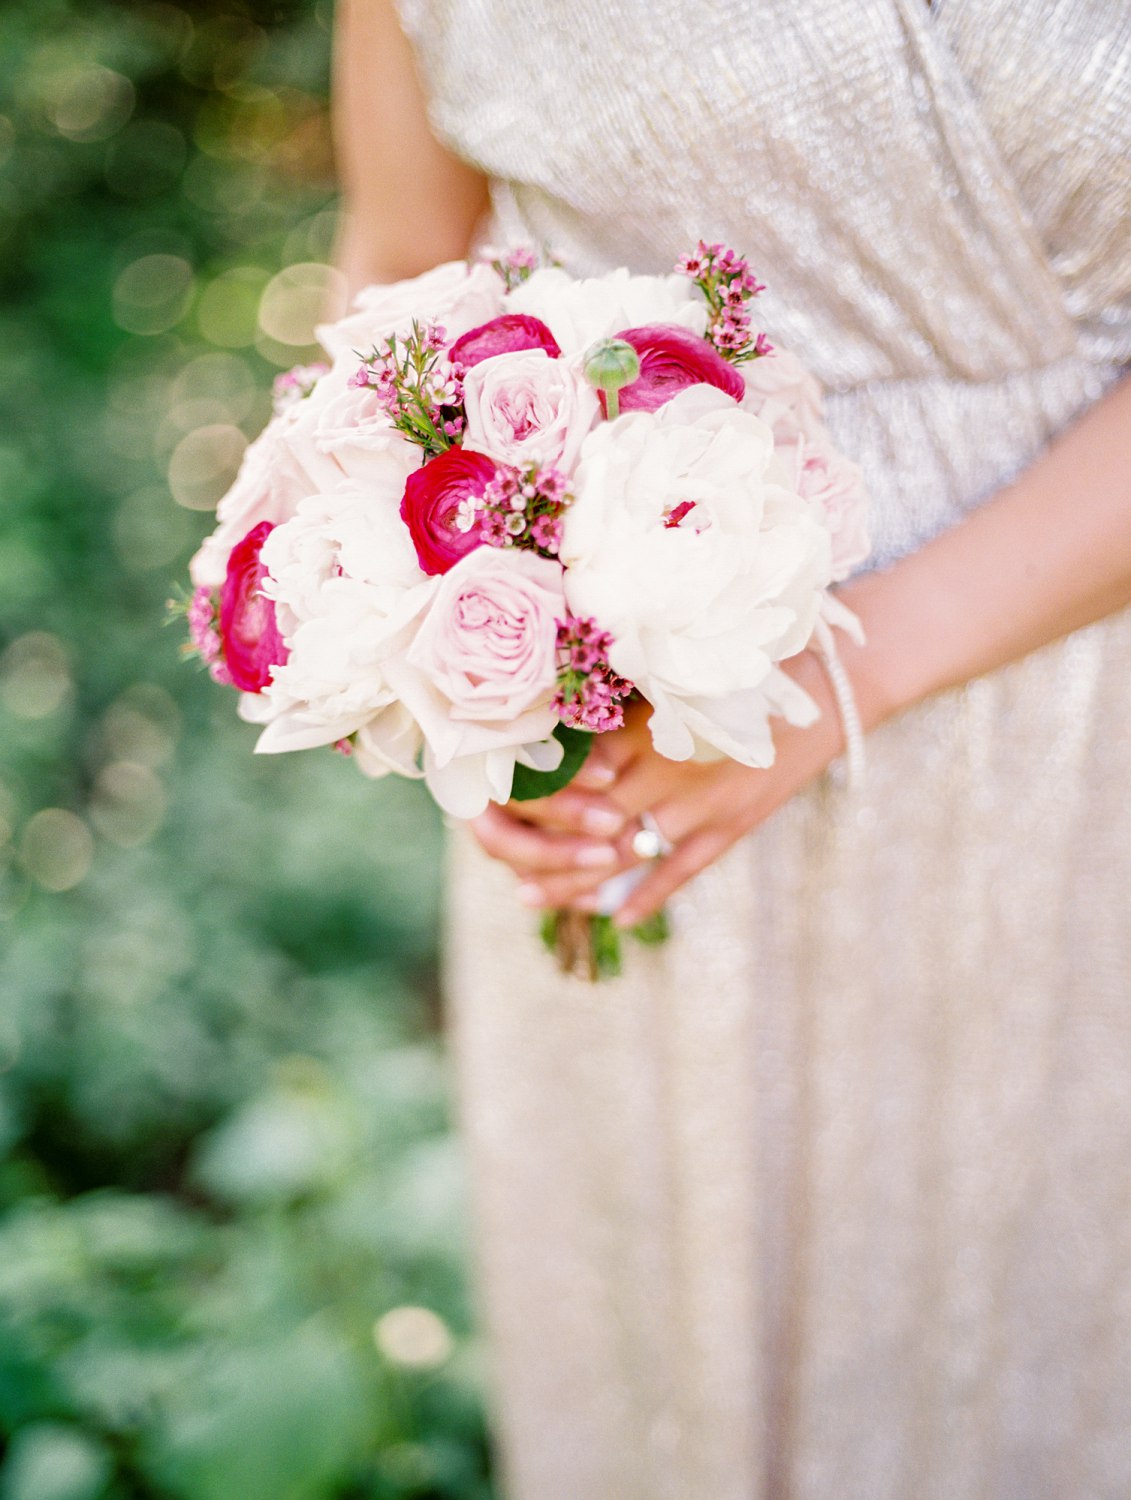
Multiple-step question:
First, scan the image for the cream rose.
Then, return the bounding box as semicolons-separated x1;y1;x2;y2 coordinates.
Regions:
740;346;826;446
316;261;504;360
561;386;832;766
462;349;600;471
252;487;436;752
791;436;870;582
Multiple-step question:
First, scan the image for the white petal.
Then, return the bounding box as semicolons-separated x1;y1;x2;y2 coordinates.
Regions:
515;736;566;773
353;704;425;779
424;750;498;819
255;710;367;754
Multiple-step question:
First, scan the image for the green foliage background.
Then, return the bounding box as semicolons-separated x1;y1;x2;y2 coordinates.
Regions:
0;3;492;1497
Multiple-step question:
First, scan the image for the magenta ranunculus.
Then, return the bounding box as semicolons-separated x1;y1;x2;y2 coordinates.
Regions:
401;446;497;575
612;323;746;412
219;520;289;693
450;313;561;369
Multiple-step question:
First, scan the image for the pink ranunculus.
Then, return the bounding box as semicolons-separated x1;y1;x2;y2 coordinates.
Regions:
462;349;600;470
612;324;746;413
219;521;289;693
401;446;497;576
450;313;561;368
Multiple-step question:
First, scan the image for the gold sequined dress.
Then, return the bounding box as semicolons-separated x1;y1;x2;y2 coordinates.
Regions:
393;3;1131;1495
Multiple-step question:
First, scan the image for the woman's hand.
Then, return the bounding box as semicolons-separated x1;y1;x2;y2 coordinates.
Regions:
471;650;845;927
473;369;1131;928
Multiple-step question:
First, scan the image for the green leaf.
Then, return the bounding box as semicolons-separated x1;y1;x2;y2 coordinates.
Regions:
509;725;591;802
631;908;671;946
591;916;623;979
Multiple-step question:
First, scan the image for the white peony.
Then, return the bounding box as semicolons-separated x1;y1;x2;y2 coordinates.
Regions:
189;350;418;588
252;486;436;752
507;266;708;358
188;403;327;589
560;386;833;766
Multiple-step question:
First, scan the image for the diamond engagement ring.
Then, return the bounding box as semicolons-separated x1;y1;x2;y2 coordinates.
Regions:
631;810;674;861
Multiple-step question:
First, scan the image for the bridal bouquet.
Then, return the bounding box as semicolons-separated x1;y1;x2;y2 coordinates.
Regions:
181;242;869;977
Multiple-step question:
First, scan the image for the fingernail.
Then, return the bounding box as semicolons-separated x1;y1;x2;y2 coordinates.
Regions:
575;844;618;869
570;892;602;913
575;762;616;789
516;883;547;907
581;806;624;836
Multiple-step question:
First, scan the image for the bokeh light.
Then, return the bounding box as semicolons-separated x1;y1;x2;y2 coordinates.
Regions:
47;64;135;142
19;808;95;893
196;265;271;347
113;254;195;336
373;1306;455;1370
258;260;346;346
167;422;247;510
99;684;180;766
0;632;71;719
89;761;166;848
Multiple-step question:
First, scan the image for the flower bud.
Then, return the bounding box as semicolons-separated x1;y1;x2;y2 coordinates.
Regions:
582;339;641;420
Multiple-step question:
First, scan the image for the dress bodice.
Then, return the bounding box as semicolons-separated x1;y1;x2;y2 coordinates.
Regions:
395;0;1131;389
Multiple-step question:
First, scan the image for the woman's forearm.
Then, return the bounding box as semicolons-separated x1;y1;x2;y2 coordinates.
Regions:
839;373;1131;731
332;0;488;297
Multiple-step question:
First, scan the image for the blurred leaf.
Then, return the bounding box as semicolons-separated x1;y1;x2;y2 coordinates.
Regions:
0;1424;112;1500
143;1317;370;1500
192;1082;358;1206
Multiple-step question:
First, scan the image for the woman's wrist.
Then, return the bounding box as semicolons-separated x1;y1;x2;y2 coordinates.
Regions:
834;568;921;734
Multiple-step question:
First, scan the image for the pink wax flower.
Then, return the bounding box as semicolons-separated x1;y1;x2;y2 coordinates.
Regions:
219;521;289;694
611;324;746;413
476;463;572;557
553;614;633;733
186;585;233;685
400;446;497;575
450;314;561;368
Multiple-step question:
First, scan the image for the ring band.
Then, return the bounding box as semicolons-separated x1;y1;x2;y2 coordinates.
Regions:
631;809;674;861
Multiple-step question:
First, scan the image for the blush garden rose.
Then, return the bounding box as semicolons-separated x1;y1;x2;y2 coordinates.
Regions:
384;546;566;816
462;348;601;472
